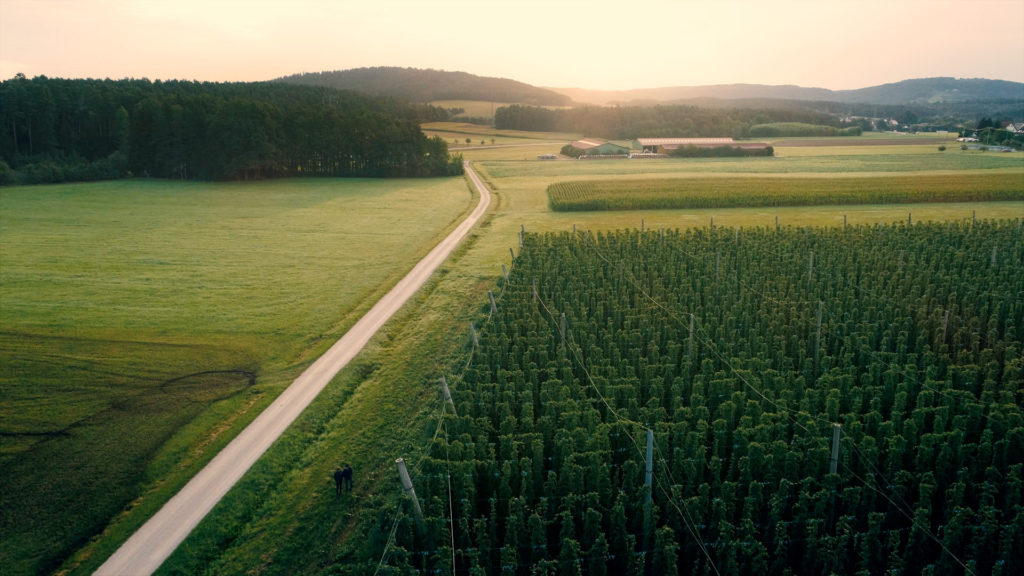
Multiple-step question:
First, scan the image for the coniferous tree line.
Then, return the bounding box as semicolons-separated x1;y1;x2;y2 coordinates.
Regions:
0;75;462;184
379;222;1023;575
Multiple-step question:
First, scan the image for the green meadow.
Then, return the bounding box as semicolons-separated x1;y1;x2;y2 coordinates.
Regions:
4;132;1023;574
0;177;473;575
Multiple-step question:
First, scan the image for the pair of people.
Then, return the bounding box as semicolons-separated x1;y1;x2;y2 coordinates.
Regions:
333;464;353;496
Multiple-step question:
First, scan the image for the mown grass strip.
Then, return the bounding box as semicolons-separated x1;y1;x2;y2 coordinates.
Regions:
547;173;1024;211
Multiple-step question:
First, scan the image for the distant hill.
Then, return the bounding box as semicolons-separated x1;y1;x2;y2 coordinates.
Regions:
275;67;572;106
551;77;1024;106
833;77;1024;104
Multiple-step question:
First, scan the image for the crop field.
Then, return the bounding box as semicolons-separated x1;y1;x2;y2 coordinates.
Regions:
0;177;473;575
13;130;1024;575
386;223;1024;574
547;173;1024;211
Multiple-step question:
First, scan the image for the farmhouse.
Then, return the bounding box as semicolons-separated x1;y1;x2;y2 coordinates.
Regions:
636;137;770;154
565;138;632;157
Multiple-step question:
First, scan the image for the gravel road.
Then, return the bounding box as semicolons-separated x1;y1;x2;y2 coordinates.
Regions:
94;162;491;575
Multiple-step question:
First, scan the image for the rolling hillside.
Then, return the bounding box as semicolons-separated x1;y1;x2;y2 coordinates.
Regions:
275;67;572;106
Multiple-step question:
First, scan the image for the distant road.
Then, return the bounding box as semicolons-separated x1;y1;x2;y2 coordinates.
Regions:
94;162;491;576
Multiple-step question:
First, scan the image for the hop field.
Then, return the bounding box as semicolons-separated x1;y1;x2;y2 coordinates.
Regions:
547;173;1024;211
384;221;1024;575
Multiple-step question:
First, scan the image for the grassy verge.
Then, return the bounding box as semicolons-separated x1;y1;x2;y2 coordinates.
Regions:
0;177;473;575
547;173;1024;211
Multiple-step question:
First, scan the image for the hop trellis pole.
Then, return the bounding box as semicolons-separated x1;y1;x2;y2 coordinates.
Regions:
440;376;456;416
829;424;842;475
396;458;426;531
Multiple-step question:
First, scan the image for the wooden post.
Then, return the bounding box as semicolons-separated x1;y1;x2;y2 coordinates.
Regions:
775;215;779;233
501;263;508;282
471;324;479;347
688;314;695;362
829;424;841;474
518;231;523;248
489;291;497;315
644;428;654;548
991;246;998;268
908;212;912;227
440;376;456;416
814;301;824;377
710;216;714;231
396;458;426;530
641;218;645;233
645;428;654;490
808;251;814;280
843;214;847;231
509;247;515;261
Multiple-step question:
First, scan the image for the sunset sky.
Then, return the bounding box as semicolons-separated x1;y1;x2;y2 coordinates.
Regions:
2;0;1022;91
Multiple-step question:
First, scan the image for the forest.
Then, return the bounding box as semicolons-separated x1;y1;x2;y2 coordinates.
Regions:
494;104;852;139
0;75;462;184
377;222;1023;575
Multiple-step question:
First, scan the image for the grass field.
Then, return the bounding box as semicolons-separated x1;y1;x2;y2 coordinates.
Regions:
9;129;1024;574
0;177;474;575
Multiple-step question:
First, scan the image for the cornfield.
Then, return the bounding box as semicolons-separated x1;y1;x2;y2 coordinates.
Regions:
547;174;1024;211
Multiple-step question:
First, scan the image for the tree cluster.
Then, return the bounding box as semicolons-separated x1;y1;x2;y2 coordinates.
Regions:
494;104;846;139
668;144;775;158
0;75;463;184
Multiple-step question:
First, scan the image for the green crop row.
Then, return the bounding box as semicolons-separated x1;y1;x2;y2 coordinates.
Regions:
547;173;1024;211
384;221;1024;575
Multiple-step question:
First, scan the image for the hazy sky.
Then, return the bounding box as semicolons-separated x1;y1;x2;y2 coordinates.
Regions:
2;0;1022;90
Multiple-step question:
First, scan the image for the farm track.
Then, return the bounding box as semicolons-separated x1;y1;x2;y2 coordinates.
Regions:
93;163;491;576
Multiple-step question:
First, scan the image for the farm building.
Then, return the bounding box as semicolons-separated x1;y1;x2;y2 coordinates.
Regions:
564;138;633;157
636;137;770;154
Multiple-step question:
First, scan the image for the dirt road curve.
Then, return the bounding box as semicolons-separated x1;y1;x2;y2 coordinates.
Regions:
94;162;491;576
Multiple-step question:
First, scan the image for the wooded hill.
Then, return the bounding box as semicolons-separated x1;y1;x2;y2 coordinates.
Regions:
0;75;462;184
276;67;572;106
552;77;1024;107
